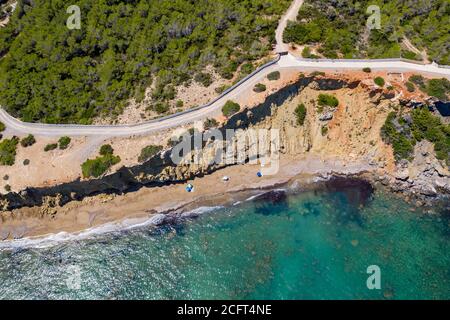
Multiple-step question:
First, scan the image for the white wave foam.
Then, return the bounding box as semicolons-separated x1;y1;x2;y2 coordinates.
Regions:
0;206;226;250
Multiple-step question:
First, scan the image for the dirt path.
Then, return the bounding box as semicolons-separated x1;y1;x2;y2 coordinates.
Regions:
275;0;304;53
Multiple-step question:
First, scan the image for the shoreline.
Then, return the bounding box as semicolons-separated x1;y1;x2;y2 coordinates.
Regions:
0;154;447;249
0;155;376;246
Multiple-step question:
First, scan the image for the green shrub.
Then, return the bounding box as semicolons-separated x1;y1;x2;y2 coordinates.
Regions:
310;71;325;77
23;159;30;166
58;136;71;150
176;100;184;108
409;75;425;87
81;154;121;178
4;184;11;192
405;82;415;92
380;109;450;164
0;137;19;166
194;73;213;87
44;143;58;152
267;71;280;81
295;103;307;126
253;83;267;93
99;144;114;156
138;145;163;162
0;122;5;132
215;85;230;94
204;118;219;130
362;67;372;73
374;77;385;87
321;125;328;136
222;100;240;117
318;94;339;108
425;78;450;101
154;102;170;114
240;63;255;75
20;134;36;147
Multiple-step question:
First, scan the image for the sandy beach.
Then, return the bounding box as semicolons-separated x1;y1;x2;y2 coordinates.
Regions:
0;154;376;242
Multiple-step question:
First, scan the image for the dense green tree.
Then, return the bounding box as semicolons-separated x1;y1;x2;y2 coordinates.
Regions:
0;0;291;124
283;0;449;63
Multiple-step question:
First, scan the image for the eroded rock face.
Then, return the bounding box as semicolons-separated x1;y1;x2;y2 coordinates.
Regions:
0;75;448;212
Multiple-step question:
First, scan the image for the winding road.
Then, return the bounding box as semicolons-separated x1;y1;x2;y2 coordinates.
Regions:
0;0;449;138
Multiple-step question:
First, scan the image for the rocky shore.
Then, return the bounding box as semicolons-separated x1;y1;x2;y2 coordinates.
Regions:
0;73;448;239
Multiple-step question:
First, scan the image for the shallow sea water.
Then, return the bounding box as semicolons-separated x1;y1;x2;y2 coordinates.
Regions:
0;184;449;300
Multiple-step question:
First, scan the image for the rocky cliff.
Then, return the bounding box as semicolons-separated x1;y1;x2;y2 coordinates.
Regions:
0;75;448;212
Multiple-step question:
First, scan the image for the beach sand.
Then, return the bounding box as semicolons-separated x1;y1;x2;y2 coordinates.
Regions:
0;154;376;241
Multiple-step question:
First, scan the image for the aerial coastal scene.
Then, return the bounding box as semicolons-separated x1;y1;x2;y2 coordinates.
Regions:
0;0;449;301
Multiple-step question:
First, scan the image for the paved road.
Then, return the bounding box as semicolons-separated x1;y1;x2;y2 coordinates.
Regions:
275;0;304;53
1;53;450;137
1;0;449;138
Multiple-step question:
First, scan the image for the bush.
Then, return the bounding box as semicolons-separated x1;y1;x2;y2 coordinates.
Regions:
267;71;280;81
374;77;385;87
194;73;213;87
4;184;11;192
176;100;184;108
44;143;58;152
321;125;328;136
253;83;267;93
204;118;219;130
222;100;240;117
318;94;339;108
20;134;36;147
302;46;312;58
240;63;255;75
154;102;170;114
58;136;71;150
426;78;450;101
138;145;163;162
0;121;5;132
215;85;230;94
363;67;372;73
405;82;415;92
0;137;19;166
310;71;325;77
20;134;36;148
81;154;121;178
409;75;425;87
99;144;114;156
23;159;30;166
295;103;307;126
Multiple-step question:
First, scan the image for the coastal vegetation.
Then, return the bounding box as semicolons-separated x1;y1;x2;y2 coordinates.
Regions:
44;143;58;152
408;75;450;101
20;134;36;147
318;94;339;108
0;121;5;132
203;118;219;130
81;146;121;178
374;77;385;87
0;136;18;165
0;0;290;124
295;103;307;126
253;83;267;93
138;145;163;163
381;108;450;164
222;100;240;117
58;136;71;150
267;71;281;81
283;0;449;64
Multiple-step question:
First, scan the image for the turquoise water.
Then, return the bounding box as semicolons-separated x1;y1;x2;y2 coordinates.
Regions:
0;185;449;300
